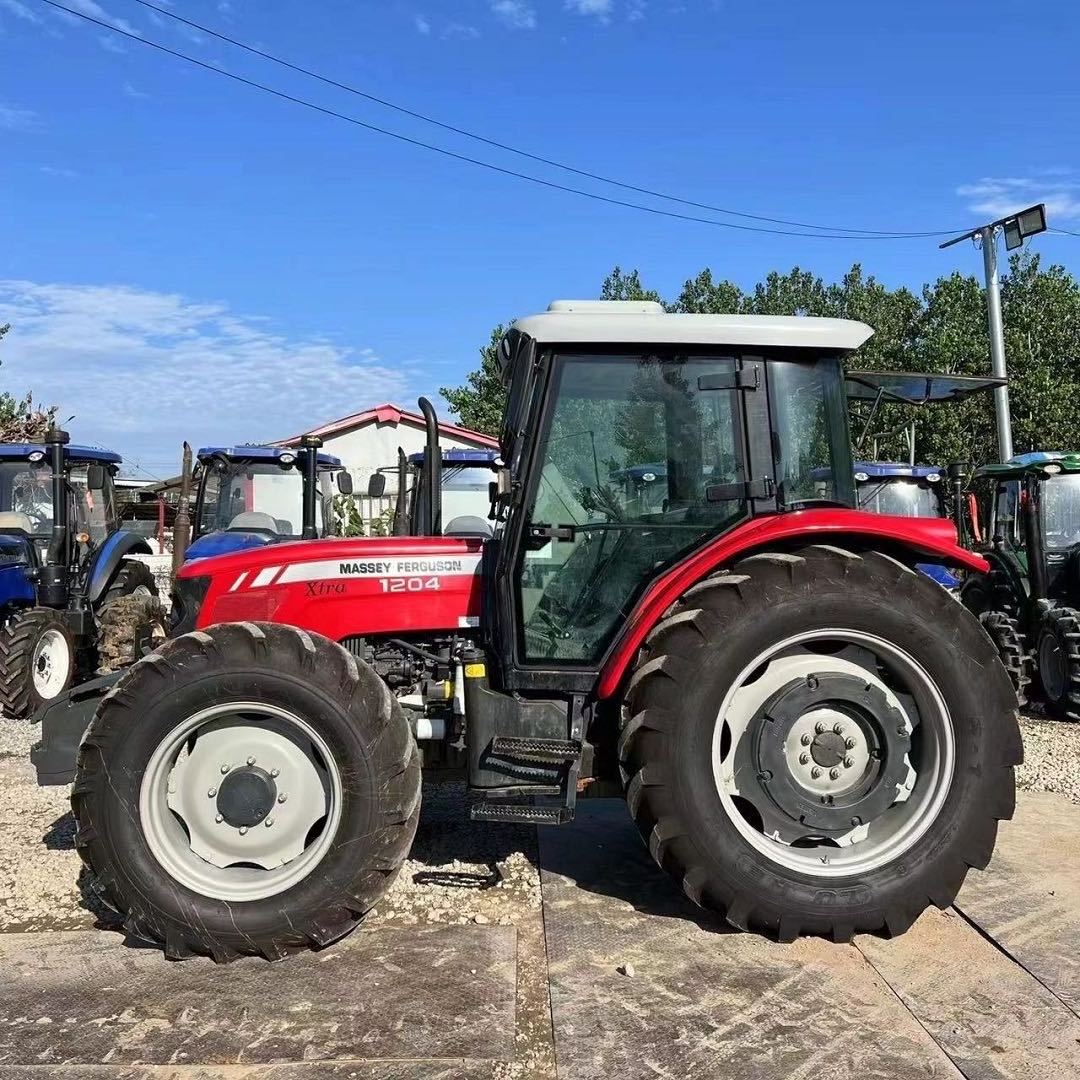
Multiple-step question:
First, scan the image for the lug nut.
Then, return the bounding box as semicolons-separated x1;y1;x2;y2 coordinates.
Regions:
215;814;223;824
247;756;256;766
270;768;280;778
845;737;857;749
799;752;810;765
800;733;812;746
811;766;821;779
829;767;840;780
265;818;274;828
833;723;844;735
239;826;248;835
207;787;217;798
277;793;287;803
851;815;862;826
220;764;230;774
814;722;827;735
844;756;855;768
806;675;819;690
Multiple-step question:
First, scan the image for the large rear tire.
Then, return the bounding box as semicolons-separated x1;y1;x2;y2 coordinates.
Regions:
1034;605;1080;721
620;545;1021;941
0;608;76;719
99;558;158;605
72;622;421;961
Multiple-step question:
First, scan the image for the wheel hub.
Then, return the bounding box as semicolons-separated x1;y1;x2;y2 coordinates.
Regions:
216;766;278;828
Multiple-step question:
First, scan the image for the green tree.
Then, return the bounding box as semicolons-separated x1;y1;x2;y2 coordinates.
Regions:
0;323;58;441
440;324;506;437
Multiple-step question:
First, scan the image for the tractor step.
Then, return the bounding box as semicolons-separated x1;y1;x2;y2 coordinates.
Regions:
488;736;582;763
470;801;573;825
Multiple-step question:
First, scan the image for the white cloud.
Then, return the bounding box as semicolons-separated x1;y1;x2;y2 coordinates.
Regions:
0;281;411;465
490;0;536;30
443;21;480;39
39;165;79;178
958;174;1080;223
0;103;36;130
47;0;140;36
0;0;39;22
413;13;431;34
122;81;149;99
565;0;613;18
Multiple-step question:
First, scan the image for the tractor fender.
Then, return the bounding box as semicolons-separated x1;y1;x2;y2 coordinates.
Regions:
86;531;153;605
595;508;988;700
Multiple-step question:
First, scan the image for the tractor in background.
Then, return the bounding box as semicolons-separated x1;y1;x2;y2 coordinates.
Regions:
181;438;352;563
35;304;1019;959
0;430;164;717
961;451;1080;716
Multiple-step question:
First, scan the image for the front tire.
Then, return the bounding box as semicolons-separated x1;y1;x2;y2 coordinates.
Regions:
620;545;1021;941
72;622;421;961
99;558;158;605
0;608;76;719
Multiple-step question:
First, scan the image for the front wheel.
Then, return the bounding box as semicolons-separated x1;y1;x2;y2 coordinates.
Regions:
620;545;1021;941
72;622;421;961
1035;606;1080;721
0;608;76;719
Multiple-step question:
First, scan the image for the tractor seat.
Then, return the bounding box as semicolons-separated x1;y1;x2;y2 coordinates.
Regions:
228;511;280;534
0;512;34;534
443;515;493;538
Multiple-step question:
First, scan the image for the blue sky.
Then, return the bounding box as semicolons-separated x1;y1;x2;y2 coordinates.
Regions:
1;0;1078;477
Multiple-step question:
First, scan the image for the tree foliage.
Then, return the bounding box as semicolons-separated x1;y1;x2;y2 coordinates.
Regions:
442;253;1080;468
0;323;58;442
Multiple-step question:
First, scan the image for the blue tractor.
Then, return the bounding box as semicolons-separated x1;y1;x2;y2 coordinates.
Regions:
0;429;163;717
391;445;499;537
181;439;351;563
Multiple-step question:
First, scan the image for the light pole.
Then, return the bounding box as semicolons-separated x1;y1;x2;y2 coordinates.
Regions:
940;203;1047;463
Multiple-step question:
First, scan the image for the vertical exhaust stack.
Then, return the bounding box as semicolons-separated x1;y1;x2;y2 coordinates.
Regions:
171;442;193;575
417;397;442;536
40;426;71;607
300;435;323;540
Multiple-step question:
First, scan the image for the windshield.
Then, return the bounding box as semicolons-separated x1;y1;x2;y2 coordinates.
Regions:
0;460;116;543
1041;473;1080;548
857;478;942;518
197;460;332;538
442;464;494;524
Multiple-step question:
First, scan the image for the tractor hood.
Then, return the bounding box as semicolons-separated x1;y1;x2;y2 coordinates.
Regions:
176;535;486;639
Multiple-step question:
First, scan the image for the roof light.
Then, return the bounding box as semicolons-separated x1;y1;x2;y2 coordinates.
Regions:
1044;463;1063;475
854;471;869;482
27;451;44;463
926;473;941;483
278;452;296;465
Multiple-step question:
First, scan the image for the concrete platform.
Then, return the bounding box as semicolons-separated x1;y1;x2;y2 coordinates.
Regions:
539;797;1080;1080
0;926;515;1071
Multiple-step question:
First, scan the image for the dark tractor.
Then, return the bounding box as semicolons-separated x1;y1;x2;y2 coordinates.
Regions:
0;430;163;717
183;439;352;563
386;445;499;539
36;303;1019;959
961;451;1080;716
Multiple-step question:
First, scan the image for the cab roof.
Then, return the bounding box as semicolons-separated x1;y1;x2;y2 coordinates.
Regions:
198;445;342;468
512;301;872;351
0;443;122;465
974;450;1080;479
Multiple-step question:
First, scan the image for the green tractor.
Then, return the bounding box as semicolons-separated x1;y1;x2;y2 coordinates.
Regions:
961;451;1080;716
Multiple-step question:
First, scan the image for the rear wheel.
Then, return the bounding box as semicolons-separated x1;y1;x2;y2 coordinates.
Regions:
72;622;421;961
1035;606;1080;721
620;545;1021;941
99;558;158;605
95;592;167;674
0;608;76;719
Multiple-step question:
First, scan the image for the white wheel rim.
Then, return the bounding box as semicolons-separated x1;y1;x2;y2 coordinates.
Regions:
32;628;71;699
710;630;955;878
140;702;343;902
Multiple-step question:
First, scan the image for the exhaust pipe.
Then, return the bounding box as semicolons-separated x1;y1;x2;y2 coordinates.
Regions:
393;447;409;535
38;427;71;607
300;435;322;540
417;397;442;536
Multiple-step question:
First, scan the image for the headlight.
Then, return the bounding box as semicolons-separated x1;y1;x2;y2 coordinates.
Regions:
278;452;296;466
28;451;44;463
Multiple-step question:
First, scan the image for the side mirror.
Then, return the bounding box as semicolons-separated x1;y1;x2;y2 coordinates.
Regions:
86;464;106;491
337;471;354;496
367;473;386;498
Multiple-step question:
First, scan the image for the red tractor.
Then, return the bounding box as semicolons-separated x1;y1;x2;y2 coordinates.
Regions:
42;302;1020;960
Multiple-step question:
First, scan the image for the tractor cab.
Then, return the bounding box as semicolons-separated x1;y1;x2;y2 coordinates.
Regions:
186;443;351;562
962;451;1080;716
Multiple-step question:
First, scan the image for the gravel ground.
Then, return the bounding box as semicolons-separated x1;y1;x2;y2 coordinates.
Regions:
1017;709;1080;804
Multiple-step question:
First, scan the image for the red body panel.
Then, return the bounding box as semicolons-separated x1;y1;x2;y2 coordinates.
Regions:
180;536;484;638
595;509;986;700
